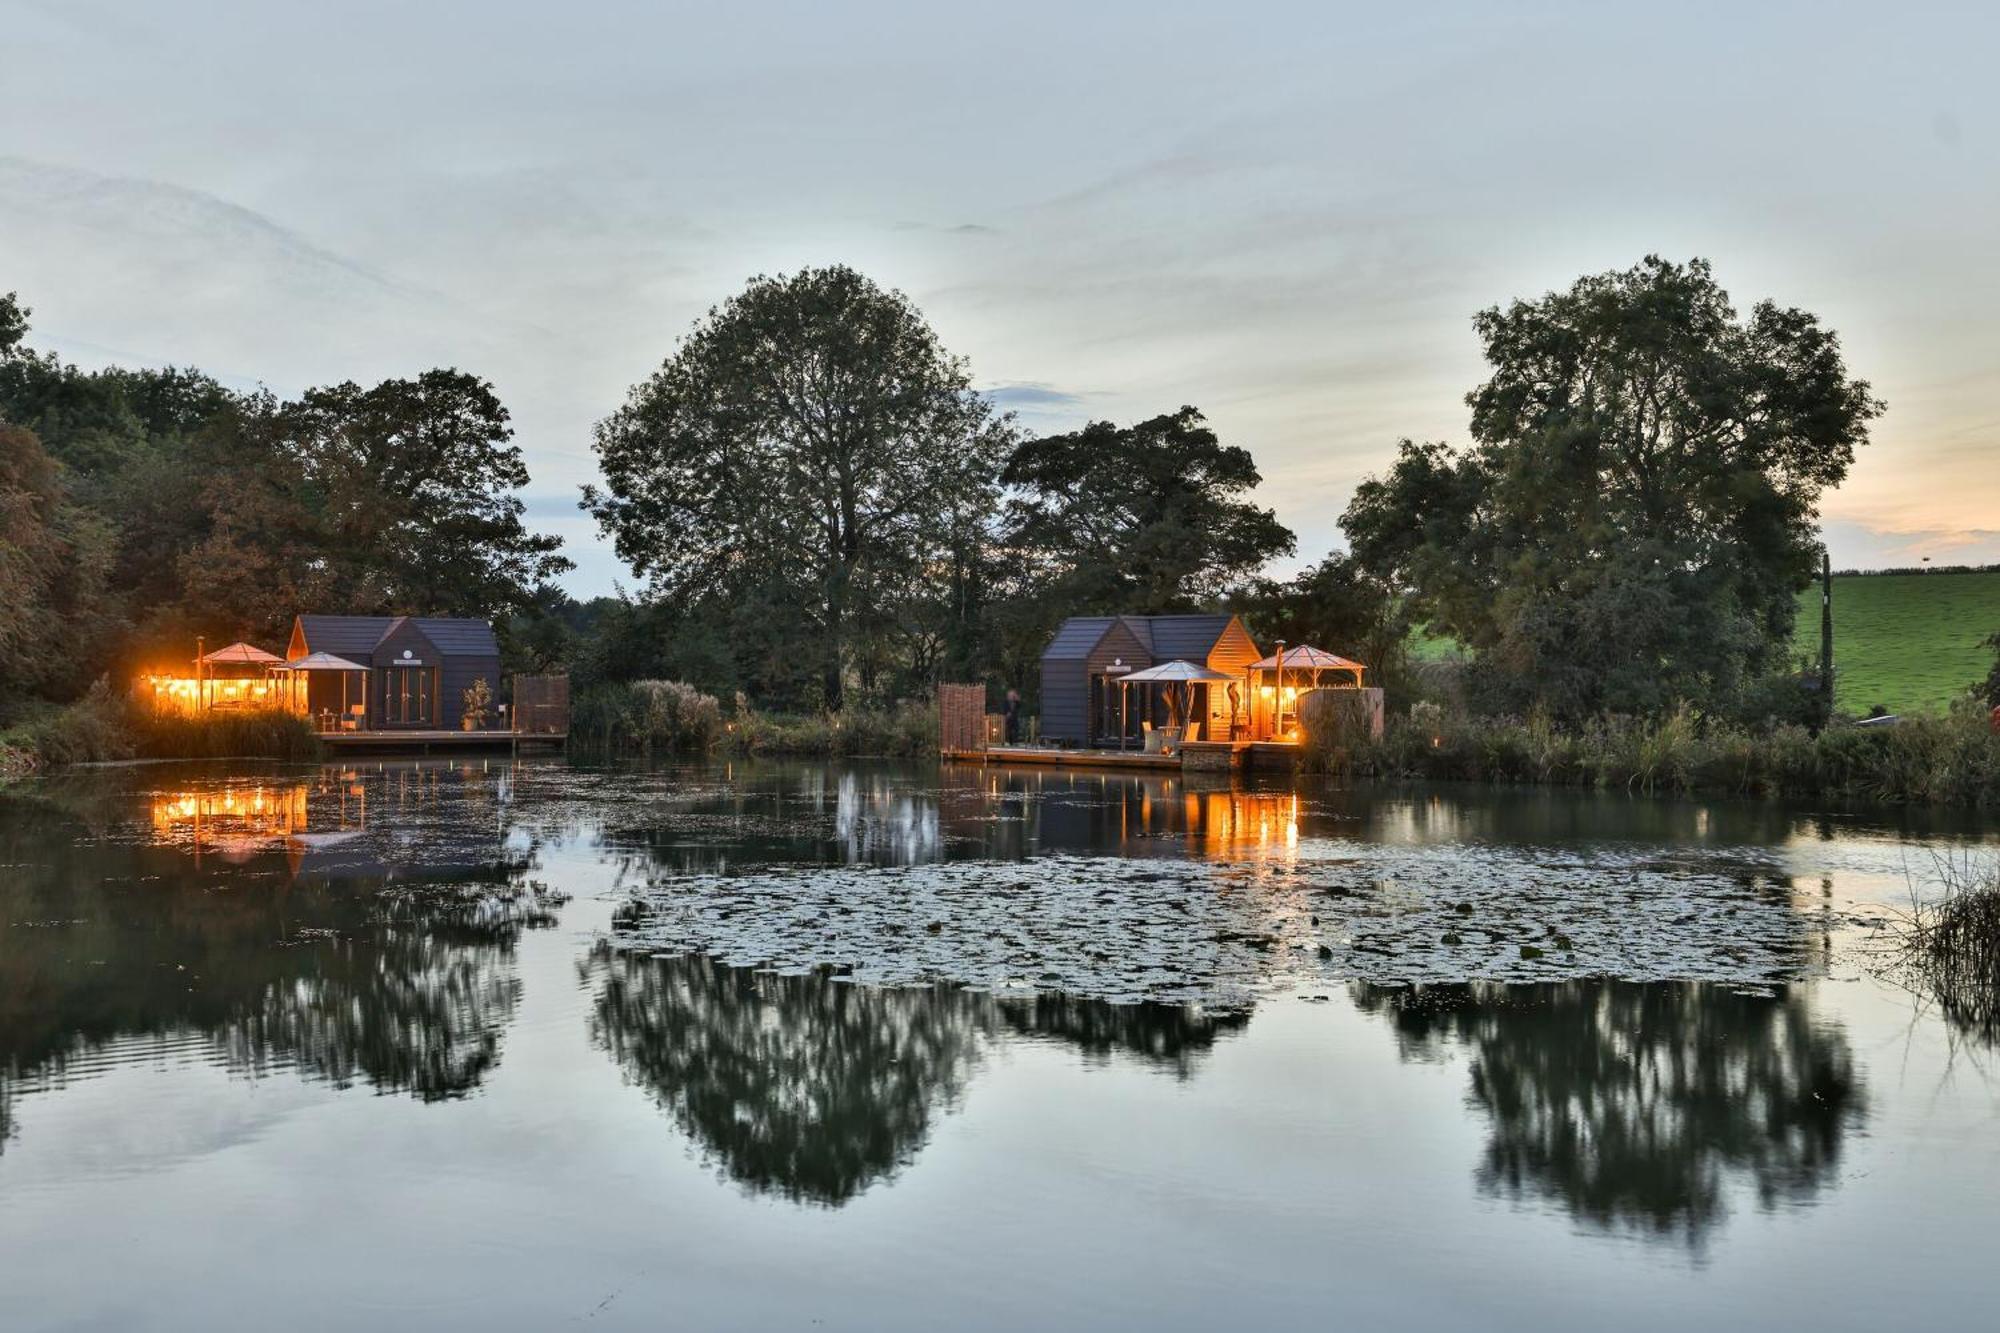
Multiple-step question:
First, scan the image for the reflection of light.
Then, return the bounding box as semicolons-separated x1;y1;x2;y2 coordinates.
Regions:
149;779;369;858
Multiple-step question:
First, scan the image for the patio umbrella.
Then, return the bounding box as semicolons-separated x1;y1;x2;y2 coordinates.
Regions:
1118;659;1236;737
280;653;372;725
281;652;370;672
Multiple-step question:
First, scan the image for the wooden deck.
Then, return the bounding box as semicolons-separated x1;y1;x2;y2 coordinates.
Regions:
943;739;1300;774
944;744;1182;771
321;729;566;752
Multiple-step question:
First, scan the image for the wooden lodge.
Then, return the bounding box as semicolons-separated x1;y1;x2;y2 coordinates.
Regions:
941;612;1379;775
1039;614;1262;748
138;614;568;749
287;615;502;732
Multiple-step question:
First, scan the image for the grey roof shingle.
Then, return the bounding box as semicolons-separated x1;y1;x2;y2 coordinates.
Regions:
296;614;498;659
1041;616;1117;661
1042;613;1236;663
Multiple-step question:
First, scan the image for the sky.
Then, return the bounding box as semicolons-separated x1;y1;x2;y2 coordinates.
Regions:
2;0;1995;595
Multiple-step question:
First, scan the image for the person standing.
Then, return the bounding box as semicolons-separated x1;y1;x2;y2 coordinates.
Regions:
1003;688;1021;743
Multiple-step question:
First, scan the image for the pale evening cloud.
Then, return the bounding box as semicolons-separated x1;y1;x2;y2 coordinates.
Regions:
2;0;1995;593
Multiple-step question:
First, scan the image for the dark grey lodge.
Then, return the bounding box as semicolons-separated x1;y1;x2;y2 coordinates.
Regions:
1038;613;1262;746
287;615;502;730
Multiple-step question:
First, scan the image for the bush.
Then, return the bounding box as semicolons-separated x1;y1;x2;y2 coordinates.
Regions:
725;698;936;758
15;683;320;766
27;681;135;766
1346;697;2000;806
571;679;723;754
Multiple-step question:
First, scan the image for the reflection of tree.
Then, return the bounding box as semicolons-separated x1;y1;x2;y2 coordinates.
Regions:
993;993;1247;1079
587;949;986;1206
0;766;554;1155
212;887;553;1102
1351;980;1864;1247
587;948;1245;1205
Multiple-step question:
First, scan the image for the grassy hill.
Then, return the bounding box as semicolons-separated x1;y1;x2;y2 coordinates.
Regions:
1794;571;2000;716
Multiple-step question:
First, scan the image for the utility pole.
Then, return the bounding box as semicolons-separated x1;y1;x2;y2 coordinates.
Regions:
1818;548;1834;721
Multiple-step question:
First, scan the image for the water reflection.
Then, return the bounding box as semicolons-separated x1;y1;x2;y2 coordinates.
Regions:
0;762;554;1155
1350;980;1866;1248
586;948;1244;1205
599;762;1313;873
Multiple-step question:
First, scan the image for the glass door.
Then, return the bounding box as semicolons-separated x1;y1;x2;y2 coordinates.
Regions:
388;666;435;725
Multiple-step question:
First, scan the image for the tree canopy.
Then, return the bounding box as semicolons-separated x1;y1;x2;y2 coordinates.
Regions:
586;266;1013;709
0;290;567;706
1001;406;1294;615
1343;256;1880;717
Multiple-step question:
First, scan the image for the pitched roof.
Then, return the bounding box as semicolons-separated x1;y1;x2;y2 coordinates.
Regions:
1042;616;1118;660
411;617;499;656
1133;614;1235;661
1043;613;1239;662
295;614;498;658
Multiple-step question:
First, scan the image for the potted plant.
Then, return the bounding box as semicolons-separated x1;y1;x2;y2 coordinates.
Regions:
461;677;493;731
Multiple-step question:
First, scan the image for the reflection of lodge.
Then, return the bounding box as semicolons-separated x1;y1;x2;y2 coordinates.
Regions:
0;761;554;1158
938;764;1302;862
600;766;1296;873
1350;980;1865;1249
149;774;368;869
587;948;1246;1206
142;761;527;883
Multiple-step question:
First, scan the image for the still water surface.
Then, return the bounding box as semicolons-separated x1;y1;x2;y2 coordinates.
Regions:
1;758;1997;1330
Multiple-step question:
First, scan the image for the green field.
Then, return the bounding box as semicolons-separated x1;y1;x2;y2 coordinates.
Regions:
1794;571;2000;716
1403;570;2000;715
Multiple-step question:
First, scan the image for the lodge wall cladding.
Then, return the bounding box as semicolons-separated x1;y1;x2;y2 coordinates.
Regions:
292;614;503;730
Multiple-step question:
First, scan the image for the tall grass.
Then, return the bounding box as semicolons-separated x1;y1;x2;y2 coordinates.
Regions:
128;707;320;760
14;681;321;767
1342;696;2000;806
1899;855;2000;1046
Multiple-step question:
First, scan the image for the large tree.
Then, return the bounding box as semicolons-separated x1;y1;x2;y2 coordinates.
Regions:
1343;257;1881;718
1001;406;1294;612
585;266;1011;710
190;370;570;629
0;424;116;701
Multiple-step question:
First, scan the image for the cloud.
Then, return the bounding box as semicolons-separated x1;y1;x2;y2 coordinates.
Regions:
982;381;1089;410
1819;521;2000;571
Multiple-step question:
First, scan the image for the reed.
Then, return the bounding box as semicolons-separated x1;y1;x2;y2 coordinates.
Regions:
1900;855;2000;1046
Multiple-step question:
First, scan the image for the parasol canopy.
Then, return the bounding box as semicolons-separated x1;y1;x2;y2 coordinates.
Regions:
201;642;284;665
1119;659;1237;684
281;652;370;672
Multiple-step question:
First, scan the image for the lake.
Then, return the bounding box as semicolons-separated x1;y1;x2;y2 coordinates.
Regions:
2;757;1997;1330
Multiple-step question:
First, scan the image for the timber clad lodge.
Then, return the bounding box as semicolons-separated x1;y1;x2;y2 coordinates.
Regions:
934;611;1380;775
138;614;567;743
286;616;502;730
